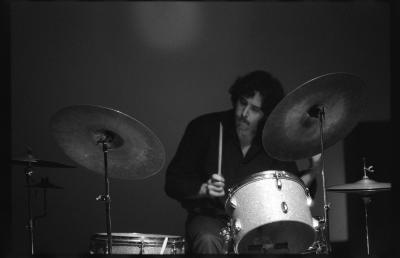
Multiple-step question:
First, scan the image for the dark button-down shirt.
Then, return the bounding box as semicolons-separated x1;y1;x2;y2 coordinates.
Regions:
165;109;313;213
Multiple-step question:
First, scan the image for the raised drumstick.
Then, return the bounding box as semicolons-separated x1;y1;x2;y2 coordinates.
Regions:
218;123;223;176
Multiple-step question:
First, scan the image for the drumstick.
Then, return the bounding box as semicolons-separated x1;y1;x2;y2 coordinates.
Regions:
160;237;168;254
218;122;223;176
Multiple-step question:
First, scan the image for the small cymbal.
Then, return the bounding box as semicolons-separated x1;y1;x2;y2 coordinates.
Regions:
50;105;165;180
26;177;64;189
11;154;76;168
327;178;391;194
263;73;365;161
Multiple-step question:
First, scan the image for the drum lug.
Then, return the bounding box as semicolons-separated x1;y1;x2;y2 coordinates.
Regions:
233;219;242;233
140;239;144;254
305;188;313;206
281;202;288;214
171;243;176;254
274;171;282;190
229;197;238;209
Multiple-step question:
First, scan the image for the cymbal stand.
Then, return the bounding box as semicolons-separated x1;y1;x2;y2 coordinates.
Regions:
95;134;113;254
361;158;374;255
33;184;48;222
24;163;35;255
312;106;331;254
362;196;372;255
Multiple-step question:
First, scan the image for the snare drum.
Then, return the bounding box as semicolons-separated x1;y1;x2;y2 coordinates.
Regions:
225;170;316;254
89;233;185;254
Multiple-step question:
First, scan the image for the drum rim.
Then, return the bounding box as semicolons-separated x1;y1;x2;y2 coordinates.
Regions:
91;233;185;244
229;170;306;192
225;170;308;208
233;220;316;254
93;232;183;237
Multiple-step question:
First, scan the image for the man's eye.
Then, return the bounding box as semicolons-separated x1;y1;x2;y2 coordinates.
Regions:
239;98;247;105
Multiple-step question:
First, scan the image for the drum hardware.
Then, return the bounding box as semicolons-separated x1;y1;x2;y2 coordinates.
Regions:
233;219;242;233
25;177;64;222
314;104;332;254
139;239;144;254
169;240;178;255
50;105;166;254
305;188;313;206
220;221;233;254
89;233;185;254
281;202;288;214
11;147;71;255
263;72;366;254
24;160;35;255
273;171;282;190
227;196;237;209
11;148;77;168
327;157;391;255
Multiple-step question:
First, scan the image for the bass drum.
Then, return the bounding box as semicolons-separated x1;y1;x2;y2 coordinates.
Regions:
225;170;316;254
89;233;185;254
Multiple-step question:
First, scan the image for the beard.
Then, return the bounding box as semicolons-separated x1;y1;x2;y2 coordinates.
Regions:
236;115;248;125
235;116;254;133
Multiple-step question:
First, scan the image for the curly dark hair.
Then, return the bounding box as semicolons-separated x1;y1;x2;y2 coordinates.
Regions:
229;70;285;117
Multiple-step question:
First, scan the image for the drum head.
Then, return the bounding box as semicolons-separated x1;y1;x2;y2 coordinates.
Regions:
237;221;316;254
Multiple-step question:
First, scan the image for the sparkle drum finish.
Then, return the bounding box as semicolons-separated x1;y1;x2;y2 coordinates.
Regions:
89;233;185;254
225;170;316;254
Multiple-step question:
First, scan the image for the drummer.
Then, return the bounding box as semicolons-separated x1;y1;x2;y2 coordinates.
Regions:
164;70;322;254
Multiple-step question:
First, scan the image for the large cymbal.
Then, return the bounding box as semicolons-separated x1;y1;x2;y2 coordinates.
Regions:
50;105;165;180
263;72;365;161
327;178;391;195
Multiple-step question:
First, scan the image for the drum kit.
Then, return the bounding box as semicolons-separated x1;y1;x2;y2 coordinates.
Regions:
224;72;391;255
11;72;391;255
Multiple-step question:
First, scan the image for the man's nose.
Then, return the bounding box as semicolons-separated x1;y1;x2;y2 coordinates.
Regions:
242;106;250;117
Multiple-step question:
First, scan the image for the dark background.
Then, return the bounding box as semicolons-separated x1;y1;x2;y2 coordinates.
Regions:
5;1;394;256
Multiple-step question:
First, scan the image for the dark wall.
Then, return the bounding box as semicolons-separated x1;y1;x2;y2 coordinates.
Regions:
10;2;390;255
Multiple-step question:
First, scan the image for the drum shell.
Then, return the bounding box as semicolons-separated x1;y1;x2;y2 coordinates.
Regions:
225;170;315;254
89;233;185;254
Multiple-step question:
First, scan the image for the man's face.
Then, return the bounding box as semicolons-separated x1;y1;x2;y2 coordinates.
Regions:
235;91;264;133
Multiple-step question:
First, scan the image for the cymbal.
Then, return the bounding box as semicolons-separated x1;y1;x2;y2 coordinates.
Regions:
26;177;63;189
49;105;165;180
327;178;391;194
263;72;366;161
12;154;76;168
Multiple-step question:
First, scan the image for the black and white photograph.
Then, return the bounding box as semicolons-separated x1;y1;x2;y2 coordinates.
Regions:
4;0;396;257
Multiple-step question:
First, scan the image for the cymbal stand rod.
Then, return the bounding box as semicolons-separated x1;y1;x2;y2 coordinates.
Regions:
102;142;113;254
24;164;35;255
34;188;48;221
362;196;371;255
318;107;331;254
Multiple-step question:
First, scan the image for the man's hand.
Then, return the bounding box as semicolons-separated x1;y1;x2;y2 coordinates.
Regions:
310;153;322;168
199;173;225;198
301;153;322;187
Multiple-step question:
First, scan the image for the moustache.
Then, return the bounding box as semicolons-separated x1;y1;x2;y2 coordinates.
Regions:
237;116;250;125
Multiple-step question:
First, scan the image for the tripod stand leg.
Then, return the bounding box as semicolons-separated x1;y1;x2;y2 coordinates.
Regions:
363;196;371;255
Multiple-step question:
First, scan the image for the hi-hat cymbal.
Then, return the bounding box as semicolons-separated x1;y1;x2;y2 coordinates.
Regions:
327;178;391;194
12;154;76;168
25;177;64;189
49;105;165;180
263;73;365;161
